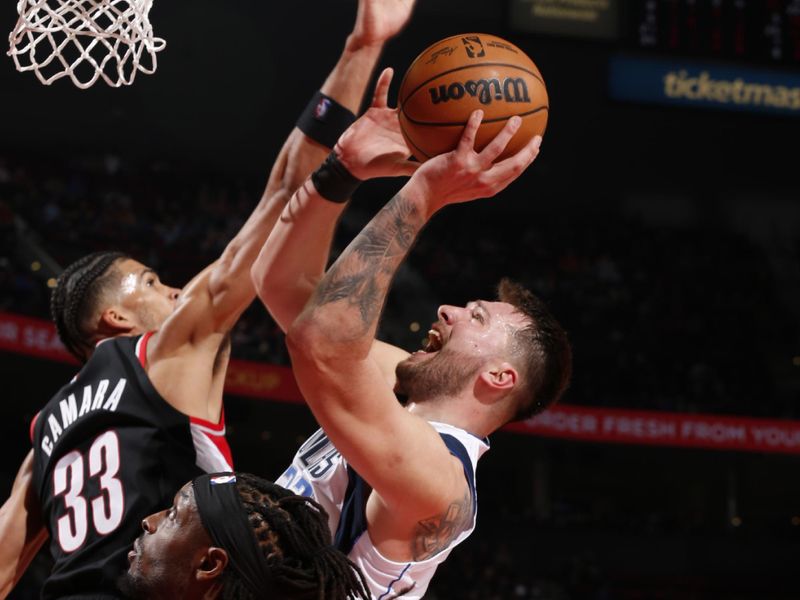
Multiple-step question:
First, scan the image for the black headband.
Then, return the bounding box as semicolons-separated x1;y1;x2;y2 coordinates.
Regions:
193;473;277;597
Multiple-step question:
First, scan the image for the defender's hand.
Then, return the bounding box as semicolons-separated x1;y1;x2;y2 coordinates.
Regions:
350;0;417;48
334;68;418;181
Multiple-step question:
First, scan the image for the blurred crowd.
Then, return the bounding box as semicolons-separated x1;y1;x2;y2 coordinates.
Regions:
0;151;797;418
2;148;798;597
412;204;796;417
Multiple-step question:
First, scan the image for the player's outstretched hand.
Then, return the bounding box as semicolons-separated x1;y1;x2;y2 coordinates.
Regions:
334;68;419;181
408;109;542;214
351;0;417;48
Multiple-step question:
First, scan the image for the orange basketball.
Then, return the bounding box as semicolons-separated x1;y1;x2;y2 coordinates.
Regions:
398;33;548;162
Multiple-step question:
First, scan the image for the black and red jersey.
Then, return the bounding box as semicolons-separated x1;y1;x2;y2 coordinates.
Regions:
31;333;233;599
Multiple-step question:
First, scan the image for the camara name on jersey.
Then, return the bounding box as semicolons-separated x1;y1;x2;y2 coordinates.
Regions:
40;378;128;457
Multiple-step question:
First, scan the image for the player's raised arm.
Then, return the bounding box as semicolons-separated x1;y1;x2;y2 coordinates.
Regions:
252;68;417;331
251;68;417;383
0;451;48;599
142;0;417;420
151;0;418;354
286;112;542;521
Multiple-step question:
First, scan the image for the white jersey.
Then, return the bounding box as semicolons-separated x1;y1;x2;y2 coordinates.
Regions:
277;421;490;599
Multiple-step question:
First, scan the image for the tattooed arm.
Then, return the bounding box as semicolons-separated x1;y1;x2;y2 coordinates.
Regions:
286;110;542;549
252;68;416;386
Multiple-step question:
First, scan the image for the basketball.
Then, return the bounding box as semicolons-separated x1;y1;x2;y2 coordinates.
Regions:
398;33;548;162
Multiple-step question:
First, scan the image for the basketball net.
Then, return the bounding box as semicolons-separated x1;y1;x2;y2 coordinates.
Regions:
7;0;166;89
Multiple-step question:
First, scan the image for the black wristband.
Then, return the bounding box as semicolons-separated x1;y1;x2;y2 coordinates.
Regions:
311;152;362;204
296;91;356;149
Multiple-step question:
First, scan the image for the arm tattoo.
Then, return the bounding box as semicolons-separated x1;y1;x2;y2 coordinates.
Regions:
312;193;422;332
410;487;473;561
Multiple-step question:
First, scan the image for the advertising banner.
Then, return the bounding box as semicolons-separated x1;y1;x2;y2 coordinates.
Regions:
3;311;798;453
609;55;800;117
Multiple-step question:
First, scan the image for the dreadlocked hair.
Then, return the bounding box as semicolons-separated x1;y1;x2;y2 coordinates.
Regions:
218;473;370;600
50;251;128;363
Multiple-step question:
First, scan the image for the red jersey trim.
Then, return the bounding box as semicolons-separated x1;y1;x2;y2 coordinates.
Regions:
189;408;226;434
136;331;155;367
136;330;231;467
189;412;233;470
30;411;40;443
189;410;231;467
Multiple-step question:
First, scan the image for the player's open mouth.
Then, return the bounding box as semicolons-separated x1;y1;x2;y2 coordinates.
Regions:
421;328;443;353
128;538;142;564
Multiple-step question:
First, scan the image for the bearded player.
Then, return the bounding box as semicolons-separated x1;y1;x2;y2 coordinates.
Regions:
252;70;572;597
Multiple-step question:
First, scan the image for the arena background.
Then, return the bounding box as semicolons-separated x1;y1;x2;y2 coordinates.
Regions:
2;1;800;598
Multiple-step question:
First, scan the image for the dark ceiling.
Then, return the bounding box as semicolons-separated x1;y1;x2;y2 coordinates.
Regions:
1;0;798;200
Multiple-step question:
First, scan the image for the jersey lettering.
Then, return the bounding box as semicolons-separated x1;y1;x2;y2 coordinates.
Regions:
33;336;213;598
278;430;343;498
298;430;341;478
52;451;88;553
88;432;124;535
277;465;314;497
51;431;125;552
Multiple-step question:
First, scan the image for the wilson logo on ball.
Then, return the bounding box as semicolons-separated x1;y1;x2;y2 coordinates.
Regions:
428;77;531;106
398;33;548;161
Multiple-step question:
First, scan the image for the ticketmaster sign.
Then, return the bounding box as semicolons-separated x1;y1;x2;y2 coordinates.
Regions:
609;55;800;117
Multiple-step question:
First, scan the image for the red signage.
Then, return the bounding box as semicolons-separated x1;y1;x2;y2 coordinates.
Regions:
223;358;302;405
3;311;799;454
506;405;800;455
0;311;77;364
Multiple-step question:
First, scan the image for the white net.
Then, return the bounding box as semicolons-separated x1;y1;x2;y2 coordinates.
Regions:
7;0;166;89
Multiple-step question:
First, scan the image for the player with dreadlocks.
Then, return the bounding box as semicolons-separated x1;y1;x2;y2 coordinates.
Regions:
121;472;369;600
0;1;418;597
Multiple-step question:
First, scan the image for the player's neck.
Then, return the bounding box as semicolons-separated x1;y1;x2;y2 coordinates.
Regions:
406;395;494;438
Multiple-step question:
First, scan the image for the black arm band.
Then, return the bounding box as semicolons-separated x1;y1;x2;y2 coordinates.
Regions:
296;91;357;149
311;152;362;203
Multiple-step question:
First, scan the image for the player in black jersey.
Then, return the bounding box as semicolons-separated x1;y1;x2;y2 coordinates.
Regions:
120;472;368;600
0;2;418;597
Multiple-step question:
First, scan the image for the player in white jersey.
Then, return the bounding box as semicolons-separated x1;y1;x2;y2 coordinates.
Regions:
278;421;488;597
252;71;573;598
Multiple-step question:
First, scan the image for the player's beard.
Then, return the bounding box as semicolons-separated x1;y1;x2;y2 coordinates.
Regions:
117;570;151;600
395;347;485;403
118;536;167;600
118;559;180;600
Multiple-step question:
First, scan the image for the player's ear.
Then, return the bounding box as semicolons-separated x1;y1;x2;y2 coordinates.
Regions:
196;546;228;582
478;362;518;394
99;307;135;334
